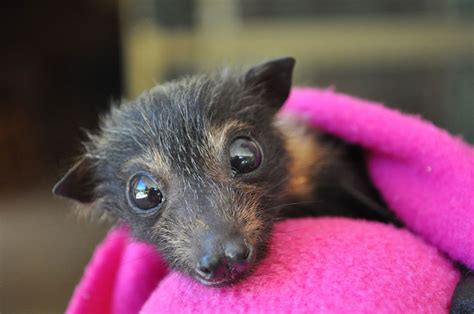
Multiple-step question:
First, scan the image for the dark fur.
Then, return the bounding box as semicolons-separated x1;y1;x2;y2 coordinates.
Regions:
54;58;472;309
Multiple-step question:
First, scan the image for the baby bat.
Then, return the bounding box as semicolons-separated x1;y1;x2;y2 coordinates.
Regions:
53;58;472;312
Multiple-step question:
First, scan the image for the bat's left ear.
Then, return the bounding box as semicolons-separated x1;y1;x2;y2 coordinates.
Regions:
52;156;97;203
244;57;295;109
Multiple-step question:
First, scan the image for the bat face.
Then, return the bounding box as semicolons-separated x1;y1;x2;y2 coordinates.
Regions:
53;58;296;285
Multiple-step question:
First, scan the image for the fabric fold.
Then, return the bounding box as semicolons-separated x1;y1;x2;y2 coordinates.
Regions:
66;88;473;313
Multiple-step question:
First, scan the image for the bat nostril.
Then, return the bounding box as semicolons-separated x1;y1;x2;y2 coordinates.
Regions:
198;265;211;275
196;254;221;279
241;248;249;260
224;238;252;263
242;244;252;261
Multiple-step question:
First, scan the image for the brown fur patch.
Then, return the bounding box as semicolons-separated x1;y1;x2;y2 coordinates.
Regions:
121;145;170;179
274;115;328;201
205;121;251;180
232;191;265;246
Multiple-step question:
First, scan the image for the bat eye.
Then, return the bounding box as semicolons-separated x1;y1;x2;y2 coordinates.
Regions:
128;174;163;211
230;137;262;174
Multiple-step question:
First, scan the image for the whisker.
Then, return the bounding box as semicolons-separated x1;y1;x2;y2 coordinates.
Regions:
265;200;324;211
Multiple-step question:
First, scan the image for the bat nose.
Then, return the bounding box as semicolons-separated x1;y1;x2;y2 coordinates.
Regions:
195;238;253;283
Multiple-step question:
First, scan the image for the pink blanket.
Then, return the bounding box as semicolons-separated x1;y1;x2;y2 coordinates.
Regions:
67;88;474;313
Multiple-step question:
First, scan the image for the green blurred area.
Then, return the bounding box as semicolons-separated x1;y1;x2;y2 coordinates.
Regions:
1;1;473;313
121;0;473;141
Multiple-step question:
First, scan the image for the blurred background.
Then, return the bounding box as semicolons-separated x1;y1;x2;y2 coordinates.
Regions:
1;0;473;312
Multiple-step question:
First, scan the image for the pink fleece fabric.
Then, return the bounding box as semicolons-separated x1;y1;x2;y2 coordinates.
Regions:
67;88;473;313
283;88;474;268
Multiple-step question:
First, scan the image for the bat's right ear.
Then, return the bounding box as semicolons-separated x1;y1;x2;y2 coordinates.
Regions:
244;57;295;109
52;157;97;203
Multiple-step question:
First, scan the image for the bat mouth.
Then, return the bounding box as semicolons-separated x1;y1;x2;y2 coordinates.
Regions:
193;266;255;287
195;275;235;286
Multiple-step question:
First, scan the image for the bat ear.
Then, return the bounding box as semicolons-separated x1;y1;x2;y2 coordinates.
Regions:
52;156;97;203
244;57;295;109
